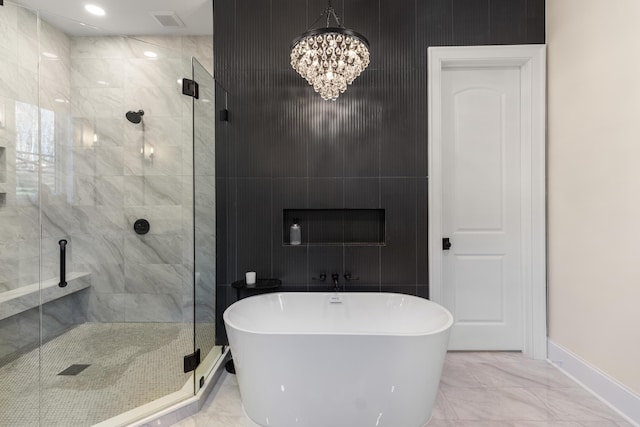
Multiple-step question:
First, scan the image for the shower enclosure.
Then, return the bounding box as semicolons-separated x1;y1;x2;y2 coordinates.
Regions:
0;1;222;425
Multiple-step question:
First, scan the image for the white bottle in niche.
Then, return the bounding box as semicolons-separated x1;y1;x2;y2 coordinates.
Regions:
290;219;301;245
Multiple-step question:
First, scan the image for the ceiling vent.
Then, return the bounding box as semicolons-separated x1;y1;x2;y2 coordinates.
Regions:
151;11;185;28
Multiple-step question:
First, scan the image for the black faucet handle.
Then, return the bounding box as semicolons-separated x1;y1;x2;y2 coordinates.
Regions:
312;273;327;282
344;272;360;281
331;273;340;282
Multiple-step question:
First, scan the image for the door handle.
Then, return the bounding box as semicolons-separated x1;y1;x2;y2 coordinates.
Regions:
59;239;67;287
442;237;452;250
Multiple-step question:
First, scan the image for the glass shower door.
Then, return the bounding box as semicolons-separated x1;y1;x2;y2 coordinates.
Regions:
192;58;221;390
1;3;219;424
35;16;198;424
0;3;41;425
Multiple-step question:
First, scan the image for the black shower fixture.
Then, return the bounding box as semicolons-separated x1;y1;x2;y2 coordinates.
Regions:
126;110;144;124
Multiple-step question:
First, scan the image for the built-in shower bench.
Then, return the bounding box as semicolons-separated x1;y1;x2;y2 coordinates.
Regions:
0;272;91;321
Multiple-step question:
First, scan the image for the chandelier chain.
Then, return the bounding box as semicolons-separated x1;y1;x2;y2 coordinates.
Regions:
326;7;342;28
307;3;343;31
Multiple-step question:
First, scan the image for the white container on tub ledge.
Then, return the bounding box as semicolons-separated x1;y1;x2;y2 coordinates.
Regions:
224;292;453;427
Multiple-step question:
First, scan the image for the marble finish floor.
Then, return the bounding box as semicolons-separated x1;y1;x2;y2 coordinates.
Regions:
0;322;217;427
174;352;633;427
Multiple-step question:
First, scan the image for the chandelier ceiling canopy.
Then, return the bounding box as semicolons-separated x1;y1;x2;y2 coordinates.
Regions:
290;1;370;101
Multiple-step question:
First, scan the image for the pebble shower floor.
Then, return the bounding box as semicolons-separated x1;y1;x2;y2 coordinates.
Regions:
0;322;216;426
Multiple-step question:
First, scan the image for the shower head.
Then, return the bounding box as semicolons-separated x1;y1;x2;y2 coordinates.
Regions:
126;110;144;124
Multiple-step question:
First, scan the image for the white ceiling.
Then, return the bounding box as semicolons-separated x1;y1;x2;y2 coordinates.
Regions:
11;0;213;36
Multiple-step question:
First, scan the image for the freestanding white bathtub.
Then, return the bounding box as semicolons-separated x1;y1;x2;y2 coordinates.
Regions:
223;292;453;427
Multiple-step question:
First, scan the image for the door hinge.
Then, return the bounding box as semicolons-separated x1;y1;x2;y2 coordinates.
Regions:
184;348;201;373
442;237;452;250
219;109;229;122
182;78;199;99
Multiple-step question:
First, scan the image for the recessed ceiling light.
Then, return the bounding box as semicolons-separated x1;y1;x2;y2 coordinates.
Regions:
144;51;158;58
42;52;58;59
84;4;105;16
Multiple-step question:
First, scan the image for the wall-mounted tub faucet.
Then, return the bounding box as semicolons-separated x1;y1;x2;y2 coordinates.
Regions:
344;272;359;282
312;273;327;282
331;273;340;292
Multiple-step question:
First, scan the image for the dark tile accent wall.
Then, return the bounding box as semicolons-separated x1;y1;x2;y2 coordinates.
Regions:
214;0;545;342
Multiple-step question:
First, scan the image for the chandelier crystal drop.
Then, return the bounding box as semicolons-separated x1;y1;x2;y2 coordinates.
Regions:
290;3;370;101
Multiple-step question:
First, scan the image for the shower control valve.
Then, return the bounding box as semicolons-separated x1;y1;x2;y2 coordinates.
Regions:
134;219;150;235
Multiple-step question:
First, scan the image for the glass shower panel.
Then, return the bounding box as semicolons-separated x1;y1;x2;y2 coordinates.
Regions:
35;12;196;425
192;58;221;390
0;2;217;424
0;3;41;426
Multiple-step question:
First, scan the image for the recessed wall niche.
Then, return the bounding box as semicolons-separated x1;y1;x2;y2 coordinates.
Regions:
283;209;385;246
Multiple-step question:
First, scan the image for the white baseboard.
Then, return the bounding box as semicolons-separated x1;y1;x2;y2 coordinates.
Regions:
547;339;640;426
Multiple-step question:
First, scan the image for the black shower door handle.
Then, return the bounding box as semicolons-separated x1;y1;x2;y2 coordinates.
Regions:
59;239;67;288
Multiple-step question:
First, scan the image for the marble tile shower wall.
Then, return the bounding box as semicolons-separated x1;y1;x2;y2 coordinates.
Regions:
0;4;85;362
63;35;213;323
0;4;43;294
0;1;214;326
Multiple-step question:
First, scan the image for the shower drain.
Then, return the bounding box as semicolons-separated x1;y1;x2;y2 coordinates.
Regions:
58;364;91;376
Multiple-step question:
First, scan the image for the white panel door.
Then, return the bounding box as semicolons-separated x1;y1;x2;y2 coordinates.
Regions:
441;66;522;350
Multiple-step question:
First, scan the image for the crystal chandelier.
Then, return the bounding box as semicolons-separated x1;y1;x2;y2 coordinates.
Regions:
290;1;370;101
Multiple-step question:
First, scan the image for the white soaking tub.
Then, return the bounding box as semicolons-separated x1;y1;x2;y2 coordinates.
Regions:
223;292;453;427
